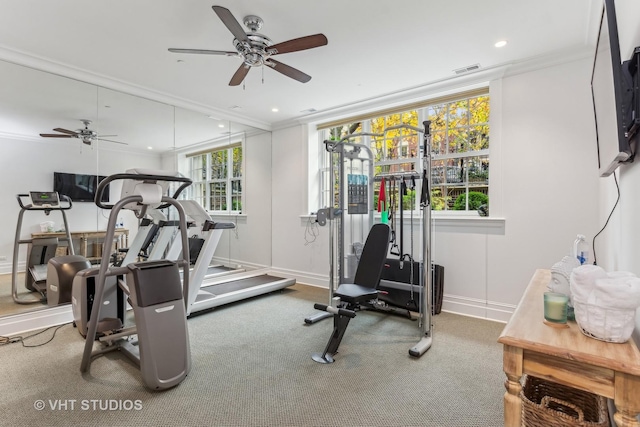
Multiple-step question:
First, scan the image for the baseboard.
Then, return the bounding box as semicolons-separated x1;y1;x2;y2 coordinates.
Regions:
0;266;516;335
0;304;73;336
0;261;23;276
442;294;514;322
269;266;327;288
269;266;516;323
210;257;265;272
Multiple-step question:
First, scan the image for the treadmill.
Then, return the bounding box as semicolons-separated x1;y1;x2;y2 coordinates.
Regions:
175;200;295;316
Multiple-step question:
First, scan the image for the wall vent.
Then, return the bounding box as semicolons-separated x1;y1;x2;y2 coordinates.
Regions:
453;64;481;75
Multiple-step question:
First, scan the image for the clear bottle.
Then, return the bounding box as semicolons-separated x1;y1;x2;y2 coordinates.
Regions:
573;234;589;265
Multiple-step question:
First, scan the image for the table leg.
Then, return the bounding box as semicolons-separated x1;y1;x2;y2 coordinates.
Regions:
614;372;640;427
503;345;523;427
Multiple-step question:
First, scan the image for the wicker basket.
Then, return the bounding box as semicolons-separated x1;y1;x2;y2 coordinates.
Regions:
572;296;636;343
521;375;609;427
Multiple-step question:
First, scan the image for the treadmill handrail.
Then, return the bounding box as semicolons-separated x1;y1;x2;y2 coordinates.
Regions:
16;193;73;211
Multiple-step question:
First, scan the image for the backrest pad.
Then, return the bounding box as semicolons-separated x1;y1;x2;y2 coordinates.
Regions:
353;223;391;289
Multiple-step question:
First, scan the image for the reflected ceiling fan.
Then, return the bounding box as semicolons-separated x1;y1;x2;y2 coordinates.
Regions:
168;5;328;86
39;119;127;146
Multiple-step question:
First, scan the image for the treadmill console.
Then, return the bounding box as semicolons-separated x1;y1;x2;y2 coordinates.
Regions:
29;191;61;208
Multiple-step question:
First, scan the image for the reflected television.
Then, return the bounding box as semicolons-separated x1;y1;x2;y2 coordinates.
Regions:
53;172;109;203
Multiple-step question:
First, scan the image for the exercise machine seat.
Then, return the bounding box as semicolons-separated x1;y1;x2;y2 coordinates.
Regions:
335;223;391;304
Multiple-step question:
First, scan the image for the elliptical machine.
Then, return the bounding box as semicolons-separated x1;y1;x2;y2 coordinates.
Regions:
79;169;193;390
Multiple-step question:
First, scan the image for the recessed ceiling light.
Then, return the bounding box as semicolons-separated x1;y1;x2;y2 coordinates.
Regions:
494;40;508;48
218;124;225;128
271;108;279;112
147;146;153;150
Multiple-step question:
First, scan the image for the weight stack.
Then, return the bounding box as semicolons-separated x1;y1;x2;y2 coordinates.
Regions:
378;260;444;315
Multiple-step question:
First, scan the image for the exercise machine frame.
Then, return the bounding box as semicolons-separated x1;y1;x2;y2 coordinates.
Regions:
12;192;77;304
311;121;434;358
80;171;193;390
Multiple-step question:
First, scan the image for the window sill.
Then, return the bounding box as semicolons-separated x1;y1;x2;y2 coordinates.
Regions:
433;215;505;234
300;212;505;235
207;212;246;218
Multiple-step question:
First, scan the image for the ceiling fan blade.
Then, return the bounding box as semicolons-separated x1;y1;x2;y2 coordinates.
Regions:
212;6;248;43
229;64;251;86
40;133;74;138
52;128;78;135
168;48;238;56
269;34;328;55
267;59;312;83
97;138;128;145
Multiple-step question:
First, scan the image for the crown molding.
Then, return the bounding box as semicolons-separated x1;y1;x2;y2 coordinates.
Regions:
0;44;272;132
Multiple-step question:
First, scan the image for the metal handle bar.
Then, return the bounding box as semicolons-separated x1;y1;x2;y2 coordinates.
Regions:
16;193;73;210
94;173;192;210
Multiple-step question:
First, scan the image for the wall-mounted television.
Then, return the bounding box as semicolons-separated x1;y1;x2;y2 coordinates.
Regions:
53;172;110;203
591;0;640;177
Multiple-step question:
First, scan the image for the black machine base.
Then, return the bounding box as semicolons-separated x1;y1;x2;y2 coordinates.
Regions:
378;260;444;314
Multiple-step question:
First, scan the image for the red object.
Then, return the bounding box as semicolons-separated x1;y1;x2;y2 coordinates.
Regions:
378;177;386;212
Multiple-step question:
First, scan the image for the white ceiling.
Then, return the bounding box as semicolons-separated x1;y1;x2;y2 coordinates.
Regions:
0;0;603;135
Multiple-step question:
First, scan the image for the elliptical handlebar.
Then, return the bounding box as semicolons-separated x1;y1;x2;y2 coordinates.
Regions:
94;173;193;210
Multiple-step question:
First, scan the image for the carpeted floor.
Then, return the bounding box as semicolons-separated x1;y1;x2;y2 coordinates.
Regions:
0;283;506;427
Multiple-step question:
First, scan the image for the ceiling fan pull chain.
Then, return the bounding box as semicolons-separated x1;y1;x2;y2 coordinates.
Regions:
262;66;264;84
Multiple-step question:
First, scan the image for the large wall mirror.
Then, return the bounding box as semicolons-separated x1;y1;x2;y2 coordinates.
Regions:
0;59;272;321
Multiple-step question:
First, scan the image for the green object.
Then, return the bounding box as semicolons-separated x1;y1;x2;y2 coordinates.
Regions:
380;211;388;224
543;292;569;324
453;191;488;211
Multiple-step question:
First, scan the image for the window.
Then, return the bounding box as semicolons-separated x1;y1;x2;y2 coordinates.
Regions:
318;93;490;213
186;145;243;213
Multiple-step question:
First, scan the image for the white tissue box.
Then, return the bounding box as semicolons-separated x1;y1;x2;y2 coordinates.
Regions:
573;296;636;343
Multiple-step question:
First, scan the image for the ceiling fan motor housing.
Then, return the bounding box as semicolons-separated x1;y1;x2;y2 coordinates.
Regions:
233;33;273;67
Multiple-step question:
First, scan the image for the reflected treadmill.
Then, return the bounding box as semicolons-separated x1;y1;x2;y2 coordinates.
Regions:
177;201;294;316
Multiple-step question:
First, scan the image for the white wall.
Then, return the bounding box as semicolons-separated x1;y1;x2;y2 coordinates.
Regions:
220;131;273;269
271;125;331;285
0;135;162;273
485;57;600;318
271;56;601;321
170;131;274;269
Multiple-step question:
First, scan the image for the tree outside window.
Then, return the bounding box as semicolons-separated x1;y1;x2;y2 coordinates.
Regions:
320;93;490;213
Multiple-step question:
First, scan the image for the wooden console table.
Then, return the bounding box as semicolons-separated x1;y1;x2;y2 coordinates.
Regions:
498;269;640;427
31;229;128;263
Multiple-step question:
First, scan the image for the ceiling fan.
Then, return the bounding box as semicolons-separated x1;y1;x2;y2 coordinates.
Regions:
39;119;127;146
168;5;328;86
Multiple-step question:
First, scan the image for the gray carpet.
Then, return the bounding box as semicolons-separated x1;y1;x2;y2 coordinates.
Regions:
0;283;506;427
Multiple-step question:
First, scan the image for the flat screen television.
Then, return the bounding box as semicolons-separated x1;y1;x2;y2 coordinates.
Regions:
591;0;639;177
53;172;109;203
